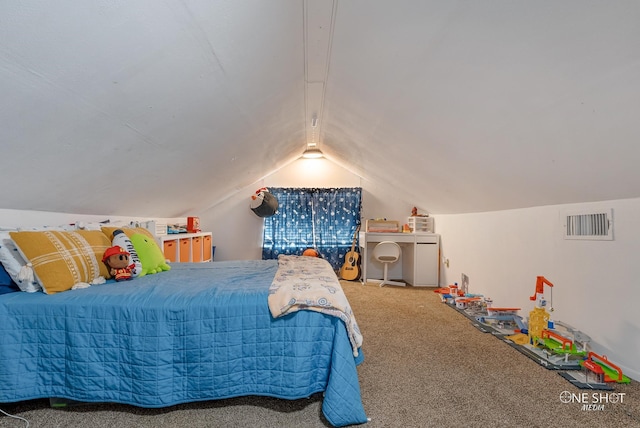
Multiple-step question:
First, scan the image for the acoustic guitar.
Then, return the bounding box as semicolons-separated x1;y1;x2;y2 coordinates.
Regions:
340;225;361;281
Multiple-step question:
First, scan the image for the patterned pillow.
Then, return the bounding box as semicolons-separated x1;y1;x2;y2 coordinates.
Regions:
9;230;112;294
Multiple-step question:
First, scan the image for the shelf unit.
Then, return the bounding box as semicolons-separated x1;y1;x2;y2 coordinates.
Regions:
407;216;434;233
156;232;213;263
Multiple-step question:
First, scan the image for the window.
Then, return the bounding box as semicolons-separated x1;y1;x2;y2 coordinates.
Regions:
262;187;362;271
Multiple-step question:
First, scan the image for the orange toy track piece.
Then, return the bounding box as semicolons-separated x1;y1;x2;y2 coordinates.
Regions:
541;329;573;351
456;297;481;303
486;307;520;316
585;352;626;383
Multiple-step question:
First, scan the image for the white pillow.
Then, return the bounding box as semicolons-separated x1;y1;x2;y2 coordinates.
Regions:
0;231;42;292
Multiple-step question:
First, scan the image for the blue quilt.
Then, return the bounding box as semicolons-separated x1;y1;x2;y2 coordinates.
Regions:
0;261;367;427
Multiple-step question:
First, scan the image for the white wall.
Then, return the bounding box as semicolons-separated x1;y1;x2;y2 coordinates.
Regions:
0;209;182;230
199;157;433;262
434;198;640;381
360;177;431;226
198;157;362;261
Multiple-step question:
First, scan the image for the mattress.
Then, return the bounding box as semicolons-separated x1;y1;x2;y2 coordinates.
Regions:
0;260;367;427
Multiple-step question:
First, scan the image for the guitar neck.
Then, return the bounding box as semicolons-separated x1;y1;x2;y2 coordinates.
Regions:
349;226;360;252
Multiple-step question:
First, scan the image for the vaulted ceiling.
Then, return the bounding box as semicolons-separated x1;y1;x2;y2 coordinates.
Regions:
2;1;640;217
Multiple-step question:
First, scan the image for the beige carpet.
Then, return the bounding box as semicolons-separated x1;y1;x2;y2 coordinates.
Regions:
348;280;640;428
0;280;638;428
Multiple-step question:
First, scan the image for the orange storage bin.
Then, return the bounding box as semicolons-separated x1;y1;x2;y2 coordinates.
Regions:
179;238;191;262
192;236;203;262
203;235;212;261
163;240;177;263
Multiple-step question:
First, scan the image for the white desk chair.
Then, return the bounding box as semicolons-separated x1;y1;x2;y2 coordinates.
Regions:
372;241;404;287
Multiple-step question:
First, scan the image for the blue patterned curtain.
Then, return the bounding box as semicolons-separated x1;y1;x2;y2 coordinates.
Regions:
262;187;362;272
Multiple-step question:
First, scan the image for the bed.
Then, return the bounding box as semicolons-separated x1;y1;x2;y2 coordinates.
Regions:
0;257;367;427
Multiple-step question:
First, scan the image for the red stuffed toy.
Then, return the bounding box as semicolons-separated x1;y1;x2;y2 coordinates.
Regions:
102;245;134;281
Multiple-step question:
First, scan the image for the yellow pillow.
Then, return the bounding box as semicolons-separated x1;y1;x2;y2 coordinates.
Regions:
10;230;112;294
101;226;155;241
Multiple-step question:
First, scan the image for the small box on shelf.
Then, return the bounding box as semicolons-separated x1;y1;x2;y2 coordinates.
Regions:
187;216;200;233
408;216;434;233
144;220;168;237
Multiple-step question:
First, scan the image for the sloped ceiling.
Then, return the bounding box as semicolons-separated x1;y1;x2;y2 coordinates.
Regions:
2;1;640;217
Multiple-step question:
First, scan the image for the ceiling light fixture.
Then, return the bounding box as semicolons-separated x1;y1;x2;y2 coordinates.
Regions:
302;147;323;159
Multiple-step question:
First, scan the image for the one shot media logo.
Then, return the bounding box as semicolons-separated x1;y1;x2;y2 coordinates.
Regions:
559;391;626;411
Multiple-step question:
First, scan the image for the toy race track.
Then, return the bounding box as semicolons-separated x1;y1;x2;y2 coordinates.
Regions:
446;302;584;370
434;277;632;390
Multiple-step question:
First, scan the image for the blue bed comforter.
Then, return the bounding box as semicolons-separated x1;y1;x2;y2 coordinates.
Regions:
0;261;367;427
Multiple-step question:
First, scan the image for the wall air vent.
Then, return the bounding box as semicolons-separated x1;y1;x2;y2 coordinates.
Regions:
563;208;613;241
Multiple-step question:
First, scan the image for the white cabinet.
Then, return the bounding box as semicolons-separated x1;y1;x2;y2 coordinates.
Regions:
156;232;213;263
415;239;439;285
401;234;439;286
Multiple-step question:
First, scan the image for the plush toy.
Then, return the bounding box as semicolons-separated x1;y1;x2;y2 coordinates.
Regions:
102;246;134;281
250;187;279;217
129;232;171;276
111;229;142;277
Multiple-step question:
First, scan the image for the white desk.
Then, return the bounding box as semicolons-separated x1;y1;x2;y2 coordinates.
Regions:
359;232;440;286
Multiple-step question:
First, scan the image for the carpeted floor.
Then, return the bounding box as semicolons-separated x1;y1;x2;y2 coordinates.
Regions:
1;280;639;428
